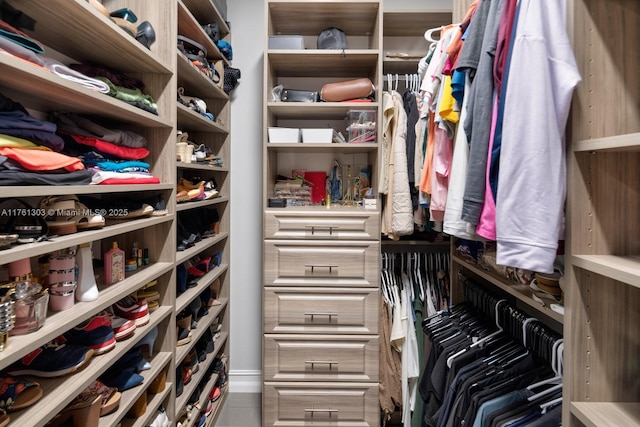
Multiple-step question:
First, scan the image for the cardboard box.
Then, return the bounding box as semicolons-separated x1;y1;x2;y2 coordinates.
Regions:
268;127;301;143
301;128;333;143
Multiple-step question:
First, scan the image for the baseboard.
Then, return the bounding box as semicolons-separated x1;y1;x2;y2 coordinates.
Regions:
228;370;262;393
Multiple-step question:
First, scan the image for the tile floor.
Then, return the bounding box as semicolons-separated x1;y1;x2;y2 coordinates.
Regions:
215;393;261;426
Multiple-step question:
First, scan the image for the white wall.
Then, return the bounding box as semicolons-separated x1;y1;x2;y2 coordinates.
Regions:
228;0;452;393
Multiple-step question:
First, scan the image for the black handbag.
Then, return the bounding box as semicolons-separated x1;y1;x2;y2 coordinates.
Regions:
281;89;319;102
202;23;219;43
223;65;241;94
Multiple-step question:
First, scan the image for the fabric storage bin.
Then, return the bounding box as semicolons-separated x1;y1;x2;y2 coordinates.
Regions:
269;127;301;143
269;35;305;49
302;128;332;143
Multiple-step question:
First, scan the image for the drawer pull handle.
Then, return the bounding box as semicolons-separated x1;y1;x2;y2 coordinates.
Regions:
305;225;337;235
305;407;338;417
305;312;338;321
305;360;339;370
305;264;338;273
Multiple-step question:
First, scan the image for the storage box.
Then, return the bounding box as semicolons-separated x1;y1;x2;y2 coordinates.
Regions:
268;127;301;143
301;128;333;143
268;35;305;50
347;109;377;143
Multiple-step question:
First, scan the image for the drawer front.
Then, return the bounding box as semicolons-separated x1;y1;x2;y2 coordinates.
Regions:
264;240;379;287
264;287;379;334
263;382;379;426
265;210;379;240
264;334;379;382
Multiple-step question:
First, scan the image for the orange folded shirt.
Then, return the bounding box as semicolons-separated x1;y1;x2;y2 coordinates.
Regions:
0;147;84;172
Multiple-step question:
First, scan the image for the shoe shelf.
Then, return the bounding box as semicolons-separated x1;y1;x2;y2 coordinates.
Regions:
205;385;229;427
0;215;174;266
572;132;640;152
177;196;229;212
120;381;173;427
267;102;379;119
176;231;229;265
268;50;379;77
178;0;229;65
175;332;228;417
0;54;169;129
0;184;174;199
176;300;229;365
177;162;229;172
177;53;229;101
191;371;227;427
177;103;229;133
98;351;173;427
570;402;640;427
8;308;172;427
13;0;171;74
451;253;565;326
0;261;174;367
181;0;230;38
177;263;229;313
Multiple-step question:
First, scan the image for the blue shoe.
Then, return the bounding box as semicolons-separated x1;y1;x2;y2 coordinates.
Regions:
58;325;116;356
6;341;94;378
100;367;144;392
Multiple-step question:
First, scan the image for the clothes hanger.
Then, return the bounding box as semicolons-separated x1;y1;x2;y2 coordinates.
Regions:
424;26;442;43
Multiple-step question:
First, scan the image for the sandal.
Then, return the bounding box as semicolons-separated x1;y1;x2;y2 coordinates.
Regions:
79;379;121;416
0;373;43;412
40;195;105;234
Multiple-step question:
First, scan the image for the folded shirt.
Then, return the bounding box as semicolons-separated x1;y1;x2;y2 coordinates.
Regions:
0;168;92;186
51;112;148;148
60;132;150;160
0;19;43;54
90;170;159;185
41;57;110;94
95;76;158;114
0;146;83;172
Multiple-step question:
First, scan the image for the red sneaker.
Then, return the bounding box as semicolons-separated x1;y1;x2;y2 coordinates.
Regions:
113;296;150;327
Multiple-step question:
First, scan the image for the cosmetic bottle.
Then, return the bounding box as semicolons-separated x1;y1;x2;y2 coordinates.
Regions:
8;258;48;336
104;241;125;286
76;242;99;301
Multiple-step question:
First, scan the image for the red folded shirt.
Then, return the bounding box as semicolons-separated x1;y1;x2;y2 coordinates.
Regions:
63;132;150;160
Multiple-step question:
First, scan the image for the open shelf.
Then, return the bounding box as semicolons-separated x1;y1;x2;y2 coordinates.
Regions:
177;162;229;172
268;50;379;77
178;0;228;63
0;184;173;198
267;102;378;119
175;300;228;364
120;381;173;427
572;132;640;152
177;53;229;101
176;232;228;265
383;10;452;37
177;263;229;313
177;196;229;212
267;142;378;153
177;103;229;133
571;402;640;427
181;0;231;37
571;255;640;289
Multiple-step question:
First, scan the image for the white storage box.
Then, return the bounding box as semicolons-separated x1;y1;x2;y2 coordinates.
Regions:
268;35;305;50
268;127;301;143
301;128;333;143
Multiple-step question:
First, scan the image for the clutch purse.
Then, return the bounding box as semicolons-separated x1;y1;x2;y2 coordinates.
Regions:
281;89;319;102
320;78;374;102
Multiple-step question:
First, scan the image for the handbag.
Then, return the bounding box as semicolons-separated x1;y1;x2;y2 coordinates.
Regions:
223;65;241;94
320;78;374;102
281;89;319;102
202;23;219;43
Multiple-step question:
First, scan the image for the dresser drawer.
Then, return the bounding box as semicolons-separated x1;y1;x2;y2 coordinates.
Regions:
263;382;379;426
265;210;379;240
264;287;379;334
264;334;379;382
264;240;379;287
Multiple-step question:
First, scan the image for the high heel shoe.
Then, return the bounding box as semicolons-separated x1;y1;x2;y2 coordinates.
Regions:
134;326;158;358
60;394;101;427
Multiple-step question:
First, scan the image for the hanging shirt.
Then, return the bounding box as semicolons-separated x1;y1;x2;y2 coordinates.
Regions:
495;0;581;273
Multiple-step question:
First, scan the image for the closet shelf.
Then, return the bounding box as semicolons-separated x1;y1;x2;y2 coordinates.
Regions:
0;184;173;198
571;255;640;289
178;0;229;64
0;215;174;266
0;262;174;368
382;58;421;75
572;132;640;152
176;196;229;212
16;0;171;74
177;53;229;101
8;310;172;427
177;103;229;133
0;55;170;128
175;300;228;364
181;0;231;37
451;254;564;324
98;351;173;427
176;263;229;313
120;381;173;427
571;402;640;427
175;332;228;414
383;10;452;36
381;240;450;253
176;232;229;264
267;142;378;153
268;1;379;36
193;367;227;427
267;102;378;119
268;51;379;77
177;162;229;172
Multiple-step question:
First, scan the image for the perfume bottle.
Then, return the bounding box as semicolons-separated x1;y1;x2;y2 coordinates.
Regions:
104;241;125;286
8;258;48;336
